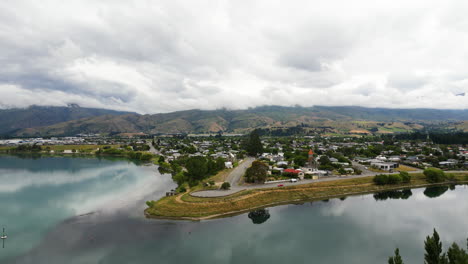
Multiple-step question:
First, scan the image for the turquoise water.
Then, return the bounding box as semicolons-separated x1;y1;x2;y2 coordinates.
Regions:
1;155;468;263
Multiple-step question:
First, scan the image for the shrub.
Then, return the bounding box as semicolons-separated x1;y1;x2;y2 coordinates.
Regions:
387;174;402;184
399;171;411;183
424;168;446;183
208;180;215;186
221;182;231;190
139;153;153;161
338;168;347;175
374;174;389;185
353;167;362;175
177;186;187;193
146;201;155;207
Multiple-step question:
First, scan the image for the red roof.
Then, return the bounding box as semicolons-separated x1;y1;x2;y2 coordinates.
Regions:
284;169;301;174
308;149;314;155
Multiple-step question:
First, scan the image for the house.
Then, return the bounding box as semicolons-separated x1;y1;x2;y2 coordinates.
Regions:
388;156;401;162
370;162;399;171
225;162;233;169
283;169;304;179
277;161;288;167
439;161;457;167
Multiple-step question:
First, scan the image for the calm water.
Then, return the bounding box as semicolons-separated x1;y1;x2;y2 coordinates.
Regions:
1;156;468;263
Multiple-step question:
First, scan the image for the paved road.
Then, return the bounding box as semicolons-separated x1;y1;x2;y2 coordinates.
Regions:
147;141;160;155
226;157;255;186
192;157;254;197
191;161;463;198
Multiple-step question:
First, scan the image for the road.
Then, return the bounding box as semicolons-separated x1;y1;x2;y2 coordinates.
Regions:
147;141;160;155
191;161;460;198
193;157;255;197
226;157;255;186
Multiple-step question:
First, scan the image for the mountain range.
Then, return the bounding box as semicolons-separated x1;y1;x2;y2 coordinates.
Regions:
1;105;468;137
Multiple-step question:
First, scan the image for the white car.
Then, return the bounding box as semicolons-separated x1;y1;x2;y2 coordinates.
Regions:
290;178;298;183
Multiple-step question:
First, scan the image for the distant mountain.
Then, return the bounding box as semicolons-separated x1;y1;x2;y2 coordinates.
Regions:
0;105;133;135
10;105;468;137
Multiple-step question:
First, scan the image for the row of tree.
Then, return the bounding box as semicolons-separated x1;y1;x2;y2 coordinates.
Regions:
374;172;411;185
389;229;468;264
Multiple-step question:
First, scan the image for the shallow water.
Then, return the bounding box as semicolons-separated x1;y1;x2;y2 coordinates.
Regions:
1;155;467;263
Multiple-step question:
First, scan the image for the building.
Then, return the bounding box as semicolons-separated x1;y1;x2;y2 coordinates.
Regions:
370;162;399;171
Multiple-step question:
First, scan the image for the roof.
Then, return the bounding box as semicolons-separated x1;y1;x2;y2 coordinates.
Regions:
284;169;302;174
308;149;314;155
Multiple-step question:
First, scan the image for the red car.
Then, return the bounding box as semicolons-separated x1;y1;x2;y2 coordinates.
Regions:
277;184;284;187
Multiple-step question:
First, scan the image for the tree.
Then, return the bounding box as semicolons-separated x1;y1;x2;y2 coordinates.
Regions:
185;156;208;182
424;229;447;264
221;182;230;190
244;130;264;156
245;160;268;183
374;174;389;185
389;230;468;264
447;242;468;264
388;248;404;264
424;168;447;183
388;174;402;184
338;168;347;175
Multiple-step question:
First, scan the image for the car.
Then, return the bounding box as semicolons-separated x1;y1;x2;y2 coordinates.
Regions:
277;184;284;187
290;178;297;183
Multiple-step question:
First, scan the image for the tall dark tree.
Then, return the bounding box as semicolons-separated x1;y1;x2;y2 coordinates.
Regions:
185;156;208;181
424;229;447;264
447;242;468;264
388;248;404;264
390;231;468;264
244;130;263;156
245;160;268;183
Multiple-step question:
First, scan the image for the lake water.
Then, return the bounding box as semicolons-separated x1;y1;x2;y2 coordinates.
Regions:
1;155;467;263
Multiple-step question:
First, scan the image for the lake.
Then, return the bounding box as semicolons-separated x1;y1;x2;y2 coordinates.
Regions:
1;155;467;263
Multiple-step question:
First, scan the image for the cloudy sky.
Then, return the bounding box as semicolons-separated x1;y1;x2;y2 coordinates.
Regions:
0;0;467;114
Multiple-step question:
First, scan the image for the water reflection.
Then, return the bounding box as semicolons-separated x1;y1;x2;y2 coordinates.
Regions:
424;186;450;198
248;209;271;224
3;155;468;264
0;155;175;262
373;189;413;201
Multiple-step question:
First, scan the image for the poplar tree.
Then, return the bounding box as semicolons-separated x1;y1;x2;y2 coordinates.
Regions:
388;248;404;264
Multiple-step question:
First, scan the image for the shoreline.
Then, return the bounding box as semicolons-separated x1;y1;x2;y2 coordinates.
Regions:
145;173;468;221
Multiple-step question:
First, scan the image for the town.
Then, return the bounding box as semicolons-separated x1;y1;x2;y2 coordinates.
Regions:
2;131;468;190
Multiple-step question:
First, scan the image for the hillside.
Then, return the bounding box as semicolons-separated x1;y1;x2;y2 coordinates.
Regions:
10;106;468;137
0;105;133;135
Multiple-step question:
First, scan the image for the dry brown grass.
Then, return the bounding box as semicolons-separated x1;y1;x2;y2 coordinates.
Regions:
395;165;419;172
146;173;468;220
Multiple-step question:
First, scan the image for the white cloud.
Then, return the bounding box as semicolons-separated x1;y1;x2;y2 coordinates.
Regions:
0;0;467;113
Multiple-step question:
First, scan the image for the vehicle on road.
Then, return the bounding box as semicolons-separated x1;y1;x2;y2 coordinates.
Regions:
277;184;284;187
290;178;297;183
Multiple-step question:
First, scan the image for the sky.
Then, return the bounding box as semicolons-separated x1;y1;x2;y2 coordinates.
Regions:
0;0;467;114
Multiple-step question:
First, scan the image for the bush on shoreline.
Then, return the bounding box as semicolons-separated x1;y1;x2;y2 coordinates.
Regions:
423;167;446;183
373;172;411;186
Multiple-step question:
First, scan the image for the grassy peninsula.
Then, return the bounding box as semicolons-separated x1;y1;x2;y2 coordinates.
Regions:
145;173;468;220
